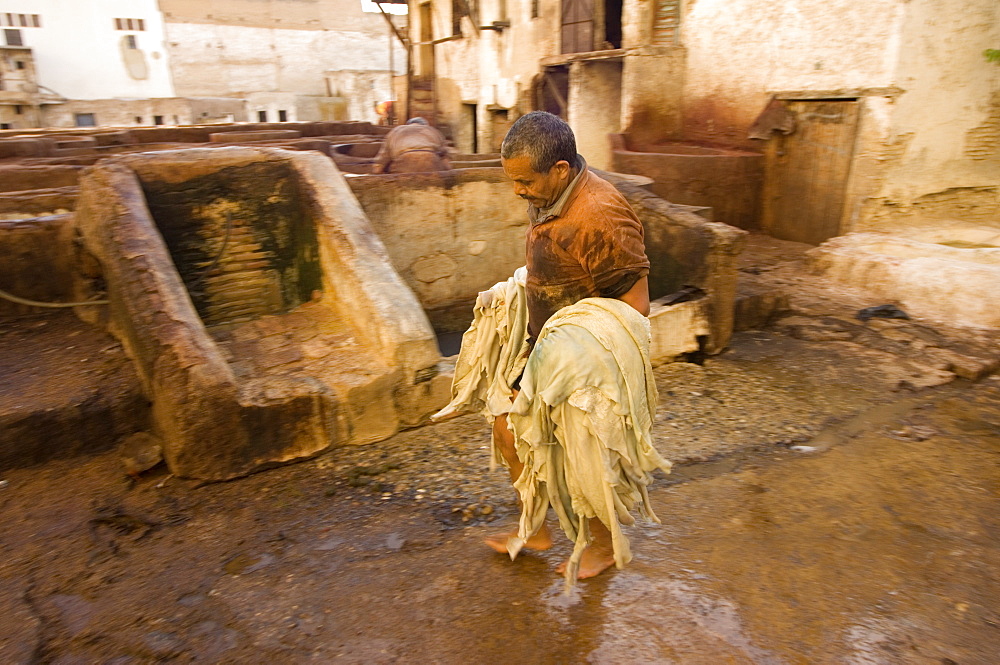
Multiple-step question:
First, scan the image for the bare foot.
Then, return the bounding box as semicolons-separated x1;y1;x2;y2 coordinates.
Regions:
556;544;617;579
484;525;553;554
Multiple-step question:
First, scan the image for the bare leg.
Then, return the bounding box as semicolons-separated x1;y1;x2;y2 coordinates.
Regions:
484;398;552;553
556;517;617;579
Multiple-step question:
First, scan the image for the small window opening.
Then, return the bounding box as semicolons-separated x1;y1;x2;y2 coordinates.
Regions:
258;110;268;122
15;60;25;69
278;109;287;122
0;123;11;130
126;34;137;49
4;28;23;46
531;0;539;19
134;116;142;124
14;104;22;114
75;113;96;127
153;115;164;125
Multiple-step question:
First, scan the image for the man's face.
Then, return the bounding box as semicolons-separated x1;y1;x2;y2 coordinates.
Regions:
501;154;572;209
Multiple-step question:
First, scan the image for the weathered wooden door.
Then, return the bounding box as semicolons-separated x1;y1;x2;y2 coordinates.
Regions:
762;100;860;245
561;0;593;54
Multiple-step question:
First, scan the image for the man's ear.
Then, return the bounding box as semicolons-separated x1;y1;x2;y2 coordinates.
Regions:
552;160;571;179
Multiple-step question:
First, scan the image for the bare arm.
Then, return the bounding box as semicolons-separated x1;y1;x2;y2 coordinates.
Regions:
617;275;650;317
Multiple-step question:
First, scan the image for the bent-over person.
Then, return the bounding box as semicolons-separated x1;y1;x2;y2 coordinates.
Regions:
371;117;451;174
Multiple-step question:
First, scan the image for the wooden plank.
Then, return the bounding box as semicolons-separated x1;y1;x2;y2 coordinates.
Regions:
762;100;860;245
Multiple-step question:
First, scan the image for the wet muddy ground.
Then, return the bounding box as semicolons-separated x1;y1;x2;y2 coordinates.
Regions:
1;329;998;664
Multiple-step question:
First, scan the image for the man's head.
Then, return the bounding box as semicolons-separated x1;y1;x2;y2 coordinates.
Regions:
500;111;578;208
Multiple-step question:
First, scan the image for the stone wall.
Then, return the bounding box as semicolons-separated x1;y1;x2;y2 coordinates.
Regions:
350;166;746;352
348;168;528;333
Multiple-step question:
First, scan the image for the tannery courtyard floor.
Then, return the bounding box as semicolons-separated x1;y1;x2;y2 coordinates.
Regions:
1;324;998;664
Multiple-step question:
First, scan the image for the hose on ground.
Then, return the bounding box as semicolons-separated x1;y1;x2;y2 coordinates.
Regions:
0;286;108;308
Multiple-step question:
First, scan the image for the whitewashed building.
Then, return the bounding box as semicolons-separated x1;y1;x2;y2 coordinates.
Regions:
0;0;407;129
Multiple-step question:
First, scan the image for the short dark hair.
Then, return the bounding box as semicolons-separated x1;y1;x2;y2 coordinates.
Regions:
500;111;576;173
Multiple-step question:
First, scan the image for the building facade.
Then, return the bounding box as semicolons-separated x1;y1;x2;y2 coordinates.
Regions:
411;0;999;239
0;0;407;129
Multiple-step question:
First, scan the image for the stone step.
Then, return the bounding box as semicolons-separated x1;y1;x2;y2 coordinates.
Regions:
0;311;148;471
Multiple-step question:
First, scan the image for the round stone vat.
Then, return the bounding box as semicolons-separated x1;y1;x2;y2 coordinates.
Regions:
610;134;763;230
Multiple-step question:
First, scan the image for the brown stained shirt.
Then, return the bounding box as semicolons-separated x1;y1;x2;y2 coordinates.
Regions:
524;162;650;339
373;123;450;173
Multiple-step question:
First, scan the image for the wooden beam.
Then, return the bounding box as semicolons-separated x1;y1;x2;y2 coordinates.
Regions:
376;3;408;47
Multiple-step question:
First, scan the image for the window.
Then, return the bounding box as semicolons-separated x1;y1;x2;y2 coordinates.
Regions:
15;60;25;69
258;110;268;122
153;115;164;125
0;123;11;130
75;113;96;127
1;14;41;28
278;109;287;122
114;18;146;31
126;34;137;49
531;0;538;19
14;105;22;114
4;29;22;46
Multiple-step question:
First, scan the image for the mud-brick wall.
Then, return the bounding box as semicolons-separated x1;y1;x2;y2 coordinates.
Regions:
348;168;528;333
0;215;81;318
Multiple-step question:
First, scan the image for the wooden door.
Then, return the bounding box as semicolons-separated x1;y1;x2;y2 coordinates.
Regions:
536;67;569;119
762;100;860;245
561;0;593;54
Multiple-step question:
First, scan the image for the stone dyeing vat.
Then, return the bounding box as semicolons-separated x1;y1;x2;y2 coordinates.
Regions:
609;134;763;230
74;147;443;480
809;225;1000;329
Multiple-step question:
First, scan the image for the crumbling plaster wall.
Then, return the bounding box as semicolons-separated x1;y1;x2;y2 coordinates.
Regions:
853;0;1000;232
162;0;405;126
40;97;246;128
681;0;903;148
415;0;562;150
680;0;999;233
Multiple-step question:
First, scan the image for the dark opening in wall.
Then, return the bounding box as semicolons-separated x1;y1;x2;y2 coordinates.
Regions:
14;104;22;114
4;29;22;46
153;115;164;125
278;109;287;122
258;110;268;122
135;116;142;124
604;0;622;48
75;113;96;127
0;123;10;130
15;60;25;69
